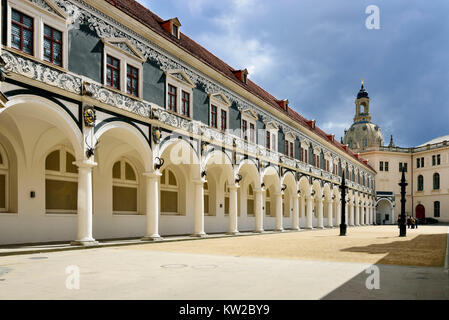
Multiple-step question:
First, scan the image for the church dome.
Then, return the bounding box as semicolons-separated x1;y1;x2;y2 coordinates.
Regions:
344;122;384;151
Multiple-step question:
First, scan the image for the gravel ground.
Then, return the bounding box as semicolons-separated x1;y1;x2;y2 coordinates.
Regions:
121;225;449;267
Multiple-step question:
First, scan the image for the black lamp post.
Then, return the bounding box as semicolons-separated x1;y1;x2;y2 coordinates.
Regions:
340;171;348;236
399;168;408;237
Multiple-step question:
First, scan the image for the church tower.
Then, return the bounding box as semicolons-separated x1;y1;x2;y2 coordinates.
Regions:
354;80;372;123
343;81;384;152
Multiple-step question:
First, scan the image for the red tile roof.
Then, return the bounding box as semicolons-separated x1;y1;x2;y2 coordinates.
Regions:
104;0;375;172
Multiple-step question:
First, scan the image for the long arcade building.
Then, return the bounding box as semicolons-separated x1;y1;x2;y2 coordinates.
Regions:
0;0;376;245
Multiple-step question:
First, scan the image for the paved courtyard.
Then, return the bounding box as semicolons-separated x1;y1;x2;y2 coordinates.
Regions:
0;225;448;299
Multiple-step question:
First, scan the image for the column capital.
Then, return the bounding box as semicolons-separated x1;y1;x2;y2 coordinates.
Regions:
143;171;162;178
193;178;207;185
228;184;239;191
253;188;263;194
74;160;97;169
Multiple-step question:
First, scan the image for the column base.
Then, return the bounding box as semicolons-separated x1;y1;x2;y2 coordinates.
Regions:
254;229;265;233
227;231;240;236
191;232;207;238
141;235;163;241
305;226;314;229
291;227;300;231
71;240;99;247
275;228;284;232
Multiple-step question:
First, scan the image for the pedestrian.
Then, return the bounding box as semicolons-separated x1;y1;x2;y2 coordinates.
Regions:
407;216;411;229
415;218;418;229
411;217;415;229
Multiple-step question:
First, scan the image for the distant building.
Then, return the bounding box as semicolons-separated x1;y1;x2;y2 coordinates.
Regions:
344;84;448;224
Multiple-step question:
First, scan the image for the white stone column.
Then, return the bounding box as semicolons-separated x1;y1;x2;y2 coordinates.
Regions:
292;194;300;230
355;204;360;226
72;161;98;246
192;180;206;237
275;193;283;231
317;199;324;228
361;206;365;225
228;185;239;235
336;201;341;225
374;205;377;225
326;200;333;227
349;203;355;226
142;171;162;241
306;196;313;229
254;188;264;233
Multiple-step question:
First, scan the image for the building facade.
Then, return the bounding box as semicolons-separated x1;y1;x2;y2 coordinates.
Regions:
0;0;376;245
344;85;448;224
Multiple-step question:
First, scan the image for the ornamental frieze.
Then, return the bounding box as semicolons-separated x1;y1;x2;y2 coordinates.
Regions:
1;50;82;95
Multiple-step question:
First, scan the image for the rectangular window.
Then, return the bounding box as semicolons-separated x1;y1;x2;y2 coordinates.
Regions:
221;110;227;131
106;55;120;89
421;157;424;167
250;123;255;143
380;161;384;171
417;158;420;168
271;133;276;151
284;140;289;156
434;201;440;218
11;9;33;55
126;64;139;97
43;25;62;66
242;120;248;141
168;84;177;112
304;150;308;164
266;131;270;150
290;142;294;158
211;105;217;128
181;91;190;117
432;155;436;166
385;161;389;172
437;154;441;165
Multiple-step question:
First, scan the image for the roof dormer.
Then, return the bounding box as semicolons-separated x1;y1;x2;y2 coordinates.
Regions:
326;134;335;142
306;119;316;129
160;18;181;39
276;99;289;111
232;69;248;84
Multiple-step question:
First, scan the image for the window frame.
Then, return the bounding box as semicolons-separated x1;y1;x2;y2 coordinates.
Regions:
6;0;69;69
43;24;63;67
106;54;121;90
44;146;78;214
0;144;9;212
241;108;258;144
165;69;195;118
112;158;139;215
433;172;440;190
160;168;180;215
434;201;440;218
264;121;278;152
126;63;139;97
417;175;424;191
102;38;145;98
209;92;231;133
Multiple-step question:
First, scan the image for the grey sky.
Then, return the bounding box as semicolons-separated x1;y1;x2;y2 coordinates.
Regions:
138;0;449;147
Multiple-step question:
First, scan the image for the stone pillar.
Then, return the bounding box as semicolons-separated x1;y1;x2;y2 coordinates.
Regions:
306;196;313;229
254;188;264;233
336;201;341;225
192;180;206;237
361;206;365;225
355;203;360;226
317;199;324;229
326;200;333;227
275;193;283;231
142;171;162;241
228;185;239;235
72;161;98;246
292;195;300;230
349;203;355;226
374;205;377;225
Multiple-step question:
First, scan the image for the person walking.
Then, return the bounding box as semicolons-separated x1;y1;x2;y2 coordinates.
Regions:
411;217;415;229
407;216;411;229
415;218;418;229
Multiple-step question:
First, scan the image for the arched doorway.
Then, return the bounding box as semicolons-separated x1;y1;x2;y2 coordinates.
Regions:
416;204;425;220
376;199;394;225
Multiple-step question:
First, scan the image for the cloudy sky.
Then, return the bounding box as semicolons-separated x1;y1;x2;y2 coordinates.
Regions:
138;0;448;147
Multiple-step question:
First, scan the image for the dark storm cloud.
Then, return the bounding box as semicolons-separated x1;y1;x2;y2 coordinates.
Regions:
140;0;449;146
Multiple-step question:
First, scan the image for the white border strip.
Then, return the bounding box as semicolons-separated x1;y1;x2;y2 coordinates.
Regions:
445;227;449;272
